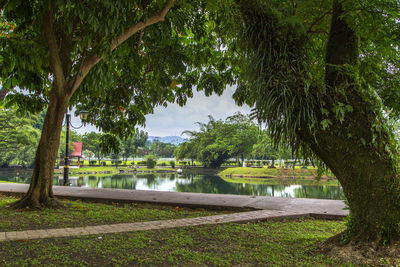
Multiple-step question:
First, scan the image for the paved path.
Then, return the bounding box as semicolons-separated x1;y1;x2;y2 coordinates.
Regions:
0;210;308;242
0;183;348;242
0;183;347;215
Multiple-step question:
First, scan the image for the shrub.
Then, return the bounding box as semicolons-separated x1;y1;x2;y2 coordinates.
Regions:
160;162;167;167
169;160;175;168
89;160;97;166
145;155;157;169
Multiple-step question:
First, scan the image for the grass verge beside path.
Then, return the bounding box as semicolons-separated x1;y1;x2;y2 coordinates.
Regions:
0;219;348;266
0;194;228;232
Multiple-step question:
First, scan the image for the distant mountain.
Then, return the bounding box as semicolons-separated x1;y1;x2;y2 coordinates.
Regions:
147;136;188;145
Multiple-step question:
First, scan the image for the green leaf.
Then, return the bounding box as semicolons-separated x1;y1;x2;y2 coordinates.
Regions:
5;79;11;89
320;119;332;130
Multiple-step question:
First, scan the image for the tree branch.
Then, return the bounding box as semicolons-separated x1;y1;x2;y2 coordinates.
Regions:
60;32;73;78
69;0;174;94
0;84;8;101
112;70;131;97
43;7;66;92
307;9;332;34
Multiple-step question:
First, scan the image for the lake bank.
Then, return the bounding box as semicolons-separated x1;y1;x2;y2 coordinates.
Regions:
221;176;340;186
219;167;336;180
53;166;176;175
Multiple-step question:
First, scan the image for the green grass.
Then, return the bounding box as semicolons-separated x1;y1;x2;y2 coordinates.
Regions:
221;176;340;186
0;194;227;232
219;167;335;179
0;194;352;265
0;218;349;266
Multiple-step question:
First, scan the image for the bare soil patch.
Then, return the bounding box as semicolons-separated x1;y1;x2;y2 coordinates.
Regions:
319;233;400;266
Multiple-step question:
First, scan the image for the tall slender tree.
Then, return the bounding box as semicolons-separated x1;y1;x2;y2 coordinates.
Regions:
82;132;103;165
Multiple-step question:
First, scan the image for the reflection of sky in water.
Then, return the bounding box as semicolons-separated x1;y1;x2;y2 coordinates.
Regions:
0;171;344;200
136;178;191;191
266;185;302;197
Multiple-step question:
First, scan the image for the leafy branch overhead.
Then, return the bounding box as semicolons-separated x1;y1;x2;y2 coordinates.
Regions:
0;0;238;209
1;0;235;137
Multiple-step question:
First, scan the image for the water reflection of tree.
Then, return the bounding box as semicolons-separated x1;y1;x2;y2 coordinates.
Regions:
0;171;32;184
175;174;259;195
175;176;299;197
0;170;344;200
266;185;290;198
134;174;160;189
294;186;343;199
83;175;137;189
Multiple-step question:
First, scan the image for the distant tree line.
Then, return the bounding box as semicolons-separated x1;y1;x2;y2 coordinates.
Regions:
0;109;291;168
0;109;151;167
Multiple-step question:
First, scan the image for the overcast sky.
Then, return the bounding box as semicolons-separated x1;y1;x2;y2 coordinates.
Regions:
73;85;252;137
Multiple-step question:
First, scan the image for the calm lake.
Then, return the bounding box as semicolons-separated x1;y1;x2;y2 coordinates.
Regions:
0;170;344;200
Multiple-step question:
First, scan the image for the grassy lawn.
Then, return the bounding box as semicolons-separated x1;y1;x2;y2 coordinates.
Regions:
0;194;227;232
0;218;348;266
0;194;354;266
219;167;336;179
221;176;340;186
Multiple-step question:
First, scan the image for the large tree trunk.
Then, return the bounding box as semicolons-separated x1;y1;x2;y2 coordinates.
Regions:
11;87;70;209
299;1;400;242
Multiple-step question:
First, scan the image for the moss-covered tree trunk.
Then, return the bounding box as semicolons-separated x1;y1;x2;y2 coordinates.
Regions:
11;86;70;209
298;1;400;242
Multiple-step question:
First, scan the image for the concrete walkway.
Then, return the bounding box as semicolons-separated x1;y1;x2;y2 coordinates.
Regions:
0;210;309;242
0;183;348;242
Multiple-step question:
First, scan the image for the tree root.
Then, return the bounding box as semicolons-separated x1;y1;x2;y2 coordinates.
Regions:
319;232;400;265
7;195;65;210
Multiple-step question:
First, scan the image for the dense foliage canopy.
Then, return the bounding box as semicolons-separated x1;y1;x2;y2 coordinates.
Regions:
176;113;259;168
0;0;235;142
0;108;40;167
233;0;400;157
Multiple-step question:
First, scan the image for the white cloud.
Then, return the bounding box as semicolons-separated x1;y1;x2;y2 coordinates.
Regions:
142;86;252;137
74;85;252;137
